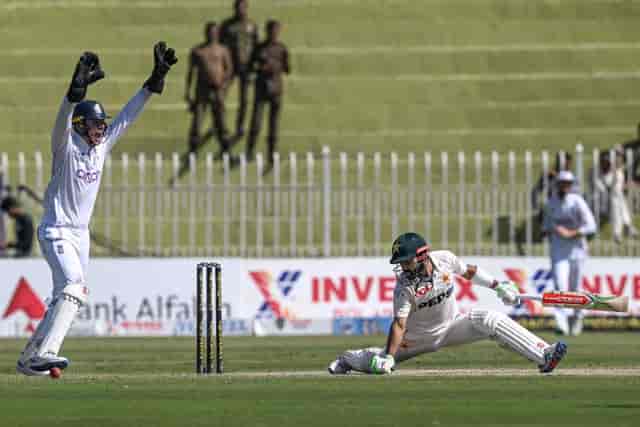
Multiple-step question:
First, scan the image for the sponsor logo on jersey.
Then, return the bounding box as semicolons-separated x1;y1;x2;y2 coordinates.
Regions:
417;286;454;310
76;169;101;184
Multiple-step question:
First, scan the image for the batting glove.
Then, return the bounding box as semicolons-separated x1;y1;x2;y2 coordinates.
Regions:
370;354;395;375
144;41;178;94
67;52;105;103
495;281;521;306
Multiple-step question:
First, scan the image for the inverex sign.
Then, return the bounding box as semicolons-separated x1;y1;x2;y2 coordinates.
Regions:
1;257;639;337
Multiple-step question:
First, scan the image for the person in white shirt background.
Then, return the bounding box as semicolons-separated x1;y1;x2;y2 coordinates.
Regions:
542;171;597;336
17;43;177;377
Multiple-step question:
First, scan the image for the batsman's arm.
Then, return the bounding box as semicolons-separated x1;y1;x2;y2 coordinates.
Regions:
385;316;407;357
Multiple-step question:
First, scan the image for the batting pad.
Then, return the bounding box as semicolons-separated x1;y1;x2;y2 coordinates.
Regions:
470;309;548;365
37;284;89;357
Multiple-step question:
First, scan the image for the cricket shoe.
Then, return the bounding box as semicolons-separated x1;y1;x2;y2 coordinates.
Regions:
328;357;351;375
538;341;567;374
16;359;50;377
26;353;70;372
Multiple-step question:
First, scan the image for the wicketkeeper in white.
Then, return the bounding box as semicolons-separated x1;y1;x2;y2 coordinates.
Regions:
17;43;178;376
542;170;597;336
328;232;568;375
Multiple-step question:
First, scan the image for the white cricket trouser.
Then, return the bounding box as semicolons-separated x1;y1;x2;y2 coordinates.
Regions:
19;226;90;360
551;257;584;334
339;310;549;373
38;226;90;297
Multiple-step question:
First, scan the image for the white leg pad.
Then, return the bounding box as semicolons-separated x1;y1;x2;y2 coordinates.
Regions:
36;284;89;357
341;347;384;374
470;309;548;365
19;302;56;362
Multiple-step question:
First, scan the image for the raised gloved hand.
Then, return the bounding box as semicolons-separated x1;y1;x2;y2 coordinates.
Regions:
144;41;178;94
370;354;395;374
495;281;521;306
67;52;105;103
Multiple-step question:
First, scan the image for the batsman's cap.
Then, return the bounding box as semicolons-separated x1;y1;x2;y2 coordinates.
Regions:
0;196;18;212
556;170;575;183
390;232;429;264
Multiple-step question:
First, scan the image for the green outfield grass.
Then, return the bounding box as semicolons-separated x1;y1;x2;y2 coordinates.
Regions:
0;334;639;426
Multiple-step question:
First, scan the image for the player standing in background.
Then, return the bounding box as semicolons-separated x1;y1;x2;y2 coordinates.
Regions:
16;43;177;377
0;196;34;258
246;20;290;173
328;232;568;375
185;22;234;160
221;0;259;142
543;171;597;336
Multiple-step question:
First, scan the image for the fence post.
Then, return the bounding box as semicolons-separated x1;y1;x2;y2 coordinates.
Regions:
222;154;231;256
357;153;365;256
424;152;431;246
322;146;331;257
575;143;584;192
154;152;163;256
391;152;398;241
374;152;381;255
473;152;482;254
240;153;247;257
340;152;348;256
256;153;264;257
541;151;549;257
407;152;415;232
306;152;314;256
138;152;146;254
17;152;26;186
458;152;465;255
273;152;281;256
205;152;214;255
525;151;533;255
121;153;129;253
491;151;499;256
34;151;43;194
441;152;449;249
290;152;297;257
508;151;516;253
105;154;112;248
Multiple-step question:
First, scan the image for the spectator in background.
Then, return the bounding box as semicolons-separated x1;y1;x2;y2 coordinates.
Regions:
0;196;34;258
221;0;259;142
185;22;234;161
590;147;638;243
246;20;290;174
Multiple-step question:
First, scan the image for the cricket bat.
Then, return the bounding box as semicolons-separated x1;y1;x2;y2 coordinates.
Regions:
520;291;629;313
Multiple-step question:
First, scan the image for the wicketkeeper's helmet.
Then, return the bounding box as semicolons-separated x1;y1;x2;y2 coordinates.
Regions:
72;100;110;137
389;232;430;264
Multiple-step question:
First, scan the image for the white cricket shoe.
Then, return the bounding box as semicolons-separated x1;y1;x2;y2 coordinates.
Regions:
26;353;70;372
328;357;351;375
16;359;50;377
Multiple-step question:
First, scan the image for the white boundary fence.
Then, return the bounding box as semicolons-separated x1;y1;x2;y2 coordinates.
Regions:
1;145;639;257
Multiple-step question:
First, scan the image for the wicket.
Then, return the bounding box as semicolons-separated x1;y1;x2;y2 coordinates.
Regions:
195;262;223;374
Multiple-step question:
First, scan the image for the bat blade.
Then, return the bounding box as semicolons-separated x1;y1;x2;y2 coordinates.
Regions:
541;292;628;312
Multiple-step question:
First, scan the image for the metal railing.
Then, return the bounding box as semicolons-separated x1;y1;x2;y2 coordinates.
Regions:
1;145;639;257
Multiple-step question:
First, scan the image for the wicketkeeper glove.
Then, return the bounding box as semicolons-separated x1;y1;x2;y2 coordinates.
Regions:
67;52;105;103
370;354;395;375
144;41;178;94
495;281;521;306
